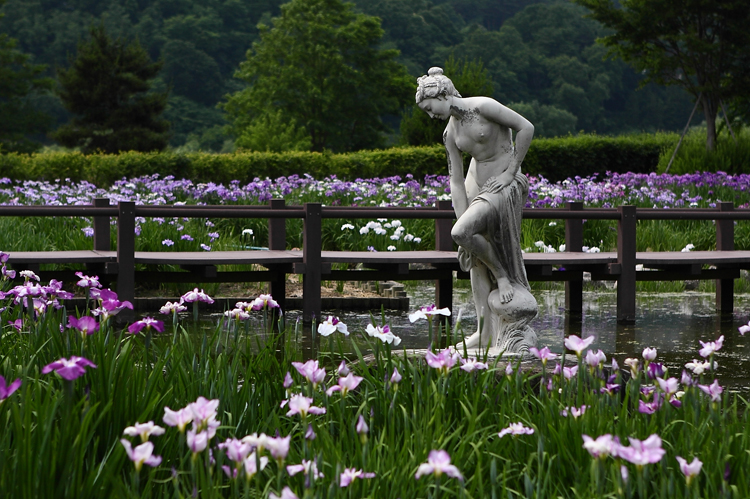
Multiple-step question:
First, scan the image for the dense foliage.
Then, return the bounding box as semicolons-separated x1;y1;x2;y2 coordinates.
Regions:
0;0;701;151
573;0;750;151
0;1;53;153
0;134;677;186
224;0;413;153
0;278;747;497
52;25;170;154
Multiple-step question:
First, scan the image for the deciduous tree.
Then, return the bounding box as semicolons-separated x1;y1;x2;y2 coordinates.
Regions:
573;0;750;150
223;0;413;153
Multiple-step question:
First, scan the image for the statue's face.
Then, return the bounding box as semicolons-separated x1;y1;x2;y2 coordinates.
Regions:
418;97;451;120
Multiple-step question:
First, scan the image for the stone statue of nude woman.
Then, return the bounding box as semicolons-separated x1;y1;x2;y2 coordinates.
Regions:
416;67;538;354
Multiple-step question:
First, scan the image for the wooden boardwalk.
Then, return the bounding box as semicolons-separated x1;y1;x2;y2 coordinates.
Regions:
3;199;750;324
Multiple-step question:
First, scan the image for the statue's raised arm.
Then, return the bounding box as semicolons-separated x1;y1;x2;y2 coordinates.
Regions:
416;67;538;355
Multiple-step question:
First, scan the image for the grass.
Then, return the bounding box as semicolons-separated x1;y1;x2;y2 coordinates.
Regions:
1;278;748;498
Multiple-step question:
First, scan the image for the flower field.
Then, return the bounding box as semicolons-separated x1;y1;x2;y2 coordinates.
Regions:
1;265;749;498
2;171;750;259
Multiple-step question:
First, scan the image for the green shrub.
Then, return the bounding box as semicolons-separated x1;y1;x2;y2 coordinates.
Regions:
0;134;679;186
657;127;750;174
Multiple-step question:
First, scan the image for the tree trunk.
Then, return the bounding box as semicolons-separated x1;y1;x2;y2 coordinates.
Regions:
702;96;719;151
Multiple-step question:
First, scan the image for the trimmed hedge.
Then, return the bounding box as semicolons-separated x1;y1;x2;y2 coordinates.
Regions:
0;133;677;186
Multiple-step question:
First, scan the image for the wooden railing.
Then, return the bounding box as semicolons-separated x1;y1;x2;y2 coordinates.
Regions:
2;199;749;324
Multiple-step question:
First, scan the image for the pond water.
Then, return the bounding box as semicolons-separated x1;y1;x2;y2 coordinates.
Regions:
196;285;750;393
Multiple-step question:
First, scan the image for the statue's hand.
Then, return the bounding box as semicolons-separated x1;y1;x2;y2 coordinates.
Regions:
484;175;510;194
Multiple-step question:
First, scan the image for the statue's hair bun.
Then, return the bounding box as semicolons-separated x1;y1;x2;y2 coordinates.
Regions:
428;67;443;76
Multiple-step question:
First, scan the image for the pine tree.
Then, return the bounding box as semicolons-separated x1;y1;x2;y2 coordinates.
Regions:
52;25;170;154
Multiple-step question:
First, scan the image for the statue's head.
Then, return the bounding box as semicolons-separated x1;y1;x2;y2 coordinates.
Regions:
415;67;462;104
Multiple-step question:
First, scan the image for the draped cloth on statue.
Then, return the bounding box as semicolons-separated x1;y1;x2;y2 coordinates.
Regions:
456;170;531;291
455;170;537;354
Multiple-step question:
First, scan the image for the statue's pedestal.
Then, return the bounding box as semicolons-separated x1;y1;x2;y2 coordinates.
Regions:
458;282;538;355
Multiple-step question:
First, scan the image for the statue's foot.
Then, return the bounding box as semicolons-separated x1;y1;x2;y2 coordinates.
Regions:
497;277;514;304
457;330;482;349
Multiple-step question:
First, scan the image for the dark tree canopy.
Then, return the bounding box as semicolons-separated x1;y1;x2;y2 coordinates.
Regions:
223;0;413;153
573;0;750;150
52;25;170;154
0;3;53;153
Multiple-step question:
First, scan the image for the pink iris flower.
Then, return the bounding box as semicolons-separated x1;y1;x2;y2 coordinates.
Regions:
529;346;558;366
698;379;723;402
218;438;252;463
159;300;187;314
326;373;364;397
123;421;165;443
42;356;97;380
128;317;165;334
425;348;459;375
498;422;535;438
181;288;214;304
339;468;375;487
163;406;194;433
291;359;326;387
618;434;666;466
243;452;269;481
356;414;369;435
585;349;607;369
187;429;209;454
390;367;402;384
739;321;750;336
287;460;324;480
120;439;162;471
676;456;703;485
283;394;326;418
265;435;291;461
75;271;101;289
460;357;489;372
251;293;279;310
582;434;616;459
414;450;463;481
563;334;595;356
642;347;657;361
698;335;724;358
269;487;299;499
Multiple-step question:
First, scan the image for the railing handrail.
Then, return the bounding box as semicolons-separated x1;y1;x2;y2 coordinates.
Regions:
5;202;750;221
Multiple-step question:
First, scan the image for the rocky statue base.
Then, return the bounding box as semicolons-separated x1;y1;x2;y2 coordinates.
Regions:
456;282;538;358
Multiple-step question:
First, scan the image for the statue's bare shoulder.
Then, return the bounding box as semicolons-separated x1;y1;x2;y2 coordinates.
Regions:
463;96;533;133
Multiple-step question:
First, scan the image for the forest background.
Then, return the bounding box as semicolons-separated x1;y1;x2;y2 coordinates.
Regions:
0;0;701;154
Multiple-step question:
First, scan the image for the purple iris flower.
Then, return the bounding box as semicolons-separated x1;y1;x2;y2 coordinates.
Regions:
0;375;22;403
42;356;97;380
67;315;99;336
128;317;165;334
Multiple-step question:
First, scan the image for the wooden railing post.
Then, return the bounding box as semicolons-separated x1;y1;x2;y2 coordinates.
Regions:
117;201;135;321
564;202;584;318
302;203;322;324
435;200;454;319
617;205;636;323
92;197;111;251
716;202;734;313
268;199;287;316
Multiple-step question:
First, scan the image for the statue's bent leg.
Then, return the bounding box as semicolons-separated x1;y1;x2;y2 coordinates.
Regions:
451;200;514;303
